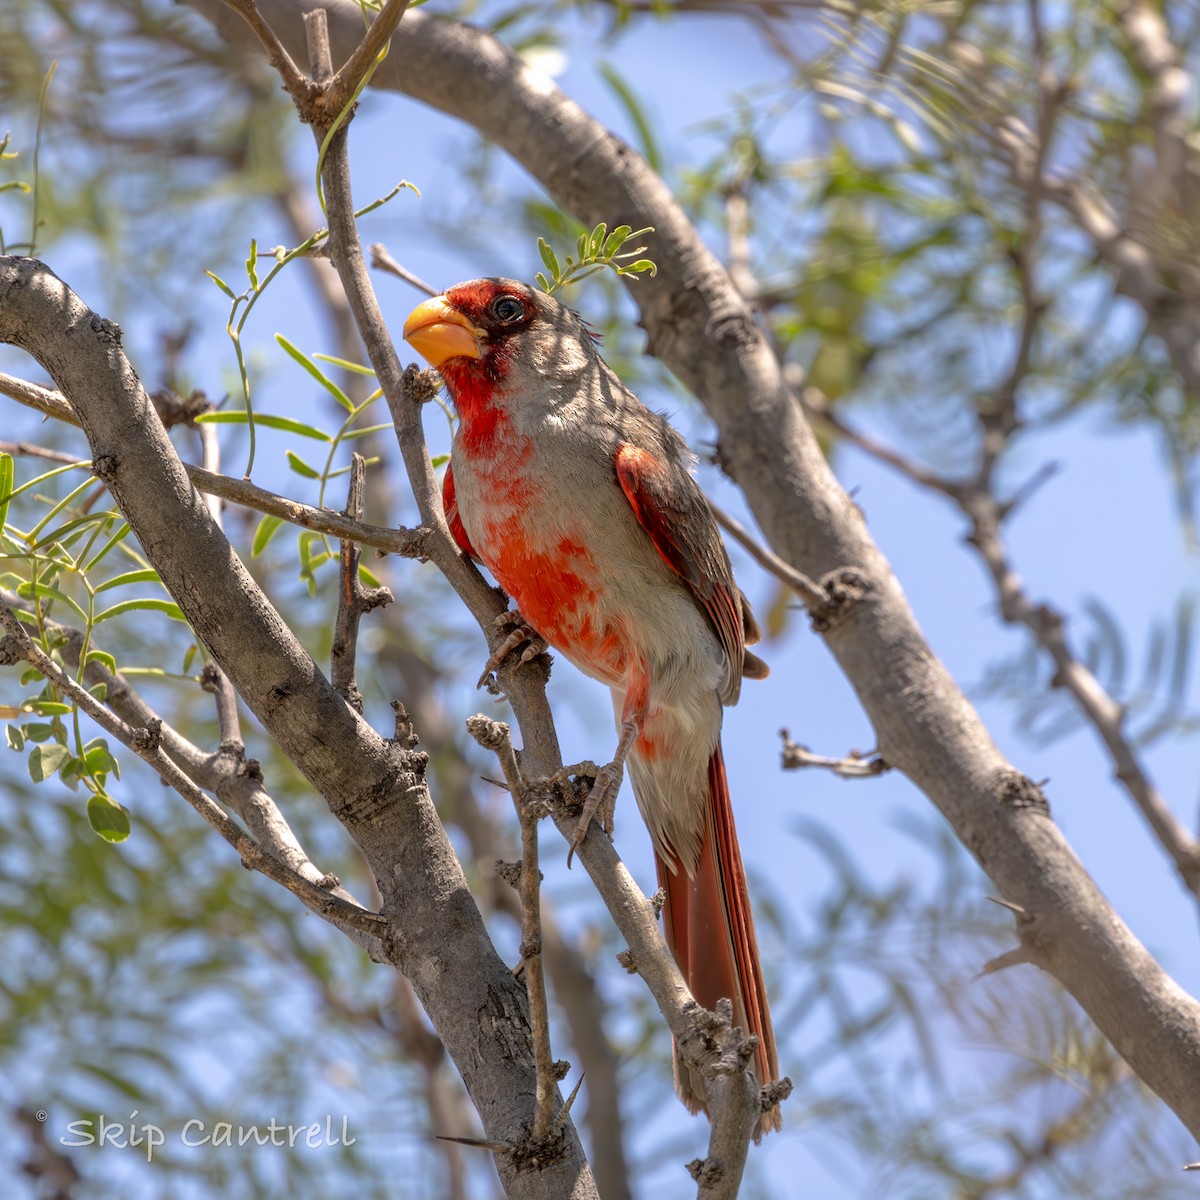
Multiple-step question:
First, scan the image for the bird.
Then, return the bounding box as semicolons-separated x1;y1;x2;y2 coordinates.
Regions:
402;277;780;1136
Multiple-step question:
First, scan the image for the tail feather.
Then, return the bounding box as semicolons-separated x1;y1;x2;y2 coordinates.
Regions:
655;740;780;1138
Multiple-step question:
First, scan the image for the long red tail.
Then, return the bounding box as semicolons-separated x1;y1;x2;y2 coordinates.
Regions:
655;740;780;1138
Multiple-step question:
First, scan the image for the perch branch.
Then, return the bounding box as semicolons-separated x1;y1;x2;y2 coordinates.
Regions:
468;715;558;1145
331;452;394;711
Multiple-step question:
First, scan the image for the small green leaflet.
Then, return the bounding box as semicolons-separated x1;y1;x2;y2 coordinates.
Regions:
195;412;333;442
94;598;186;624
87;794;131;842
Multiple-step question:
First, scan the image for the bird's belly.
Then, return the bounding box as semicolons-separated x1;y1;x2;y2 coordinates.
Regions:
479;512;629;687
451;438;721;704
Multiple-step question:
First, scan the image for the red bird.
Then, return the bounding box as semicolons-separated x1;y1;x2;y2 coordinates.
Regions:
403;278;779;1135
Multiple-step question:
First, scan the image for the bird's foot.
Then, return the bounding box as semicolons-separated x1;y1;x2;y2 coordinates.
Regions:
477;610;548;692
554;758;623;868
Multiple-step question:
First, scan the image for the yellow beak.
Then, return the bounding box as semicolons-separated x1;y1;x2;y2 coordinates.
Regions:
402;297;485;367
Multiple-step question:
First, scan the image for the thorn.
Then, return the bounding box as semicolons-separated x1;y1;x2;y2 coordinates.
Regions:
986;895;1027;915
978;945;1035;978
480;774;510;791
554;1072;586;1129
434;1134;514;1153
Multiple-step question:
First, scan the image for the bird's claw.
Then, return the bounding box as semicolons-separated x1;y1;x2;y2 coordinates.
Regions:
477;610;548;691
555;759;622;868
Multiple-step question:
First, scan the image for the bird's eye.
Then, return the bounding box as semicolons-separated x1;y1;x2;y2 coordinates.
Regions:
490;295;526;324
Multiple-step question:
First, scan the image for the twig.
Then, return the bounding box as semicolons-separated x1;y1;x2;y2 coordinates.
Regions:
369;242;439;296
0;370;79;424
215;0;312;102
331;452;394;711
194;394;244;747
707;498;833;613
186;465;433;559
324;0;412;117
1115;0;1190;193
779;729;888;778
798;387;958;497
467;715;558;1145
980;944;1037;977
723;177;758;303
681;999;765;1200
0;439;78;464
0;598;388;937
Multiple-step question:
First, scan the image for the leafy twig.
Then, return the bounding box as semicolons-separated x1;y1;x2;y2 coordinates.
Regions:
535;222;657;295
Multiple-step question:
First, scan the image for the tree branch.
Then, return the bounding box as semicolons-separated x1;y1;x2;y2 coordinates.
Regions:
468;715;559;1146
331;451;394;711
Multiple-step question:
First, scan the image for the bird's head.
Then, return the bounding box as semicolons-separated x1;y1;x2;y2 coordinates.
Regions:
402;278;598;406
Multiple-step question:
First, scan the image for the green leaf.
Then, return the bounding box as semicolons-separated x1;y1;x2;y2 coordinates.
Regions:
16;580;88;623
0;452;13;531
588;222;608;259
252;514;284;558
297;530;319;575
84;649;116;674
245;238;259;290
182;644;198;674
84;740;119;778
29;701;71;715
194;412;333;441
276;334;353;412
94;598;186;624
535;271;551;292
84;522;131;571
431;453;450;468
94;569;161;593
29;741;70;781
59;755;84;790
358;563;382;587
538;237;561;280
602;224;633;258
204;269;237;300
88;682;108;702
598;62;663;174
31;512;118;552
342;423;393;442
286;450;320;479
624;259;658;276
22;722;54;742
87;794;131;842
312;353;378;377
6;724;25;751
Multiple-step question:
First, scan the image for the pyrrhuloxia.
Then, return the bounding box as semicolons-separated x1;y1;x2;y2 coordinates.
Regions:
403;278;779;1135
